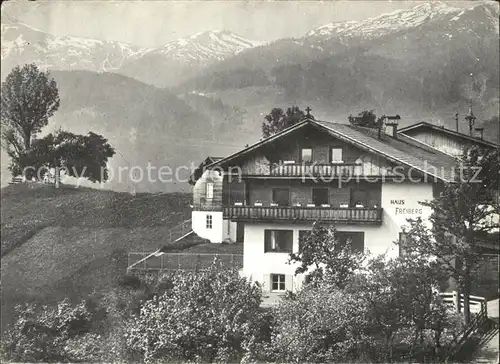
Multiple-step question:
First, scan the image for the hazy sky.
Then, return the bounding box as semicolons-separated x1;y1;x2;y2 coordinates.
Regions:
3;0;479;47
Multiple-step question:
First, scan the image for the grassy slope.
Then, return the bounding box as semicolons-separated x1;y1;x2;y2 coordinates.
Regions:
1;183;192;332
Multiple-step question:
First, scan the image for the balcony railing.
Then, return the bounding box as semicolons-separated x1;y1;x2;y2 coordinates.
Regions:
223;205;383;224
270;163;362;177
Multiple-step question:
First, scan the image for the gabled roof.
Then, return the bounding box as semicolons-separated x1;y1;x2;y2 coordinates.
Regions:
206;118;459;182
398;121;500;149
189;156;224;185
315;121;457;182
206;119;310;168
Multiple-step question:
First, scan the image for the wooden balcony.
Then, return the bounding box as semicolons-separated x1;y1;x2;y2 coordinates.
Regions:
223;205;383;225
270;163;362;177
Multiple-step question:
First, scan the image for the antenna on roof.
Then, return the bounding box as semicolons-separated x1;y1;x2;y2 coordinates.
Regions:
454;113;459;133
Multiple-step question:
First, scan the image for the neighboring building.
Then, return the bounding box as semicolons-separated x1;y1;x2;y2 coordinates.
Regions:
398;121;499;157
189;116;468;296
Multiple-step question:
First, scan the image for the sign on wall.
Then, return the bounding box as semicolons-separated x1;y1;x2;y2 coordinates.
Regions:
389;199;423;216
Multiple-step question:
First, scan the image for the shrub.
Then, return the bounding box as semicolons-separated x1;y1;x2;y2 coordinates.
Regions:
267;283;370;363
0;299;93;362
125;260;262;363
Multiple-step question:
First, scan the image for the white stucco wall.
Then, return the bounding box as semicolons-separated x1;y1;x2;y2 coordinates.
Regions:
192;211;223;243
241;181;435;292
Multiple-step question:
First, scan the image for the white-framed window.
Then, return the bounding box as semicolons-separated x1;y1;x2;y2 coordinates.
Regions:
331;148;343;163
206;214;213;229
271;274;286;292
206;182;214;199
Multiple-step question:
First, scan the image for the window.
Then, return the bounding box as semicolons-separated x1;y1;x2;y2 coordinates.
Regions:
206;183;214;199
272;188;290;206
206;214;213;229
265;230;293;253
331;148;343;163
301;148;313;163
350;188;367;207
271;274;286;291
336;232;364;253
312;188;329;206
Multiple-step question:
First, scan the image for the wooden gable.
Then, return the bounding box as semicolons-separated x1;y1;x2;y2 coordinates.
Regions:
224;123;396;175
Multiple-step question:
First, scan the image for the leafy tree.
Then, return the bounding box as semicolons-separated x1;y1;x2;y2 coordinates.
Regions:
289;221;365;288
269;252;462;363
1;64;60;175
125;261;262;363
348;254;458;362
15;129;115;183
401;146;500;323
0;299;93;363
268;284;368;363
261;105;312;138
348;109;385;129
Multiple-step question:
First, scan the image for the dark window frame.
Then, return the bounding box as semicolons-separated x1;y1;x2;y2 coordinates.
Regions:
206;214;213;229
265;229;293;253
335;231;365;253
312;187;329;206
272;187;290;206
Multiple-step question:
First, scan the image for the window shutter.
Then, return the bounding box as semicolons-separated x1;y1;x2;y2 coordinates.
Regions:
262;274;271;293
399;232;407;257
285;275;294;292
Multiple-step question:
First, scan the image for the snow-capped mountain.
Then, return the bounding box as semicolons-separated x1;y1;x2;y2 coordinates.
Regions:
1;19;261;86
1;19;146;76
143;30;261;64
116;30;261;86
305;1;498;44
176;1;498;138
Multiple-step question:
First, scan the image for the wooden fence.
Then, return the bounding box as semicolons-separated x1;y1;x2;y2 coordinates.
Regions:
439;291;487;315
439;291;490;362
127;253;243;272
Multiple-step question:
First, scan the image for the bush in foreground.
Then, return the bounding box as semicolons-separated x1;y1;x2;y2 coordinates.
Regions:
125;260;263;363
0;299;94;362
266;254;464;363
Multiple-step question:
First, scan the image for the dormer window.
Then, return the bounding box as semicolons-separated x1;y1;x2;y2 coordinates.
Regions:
331;148;343;164
206;182;214;199
301;148;313;163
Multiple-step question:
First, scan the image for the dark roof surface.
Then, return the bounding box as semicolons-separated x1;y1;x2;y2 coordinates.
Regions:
398;121;500;149
315;121;458;181
204;118;461;182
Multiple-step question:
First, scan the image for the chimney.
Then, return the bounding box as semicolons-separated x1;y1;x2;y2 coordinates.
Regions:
465;104;476;136
474;127;484;140
384;115;401;138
